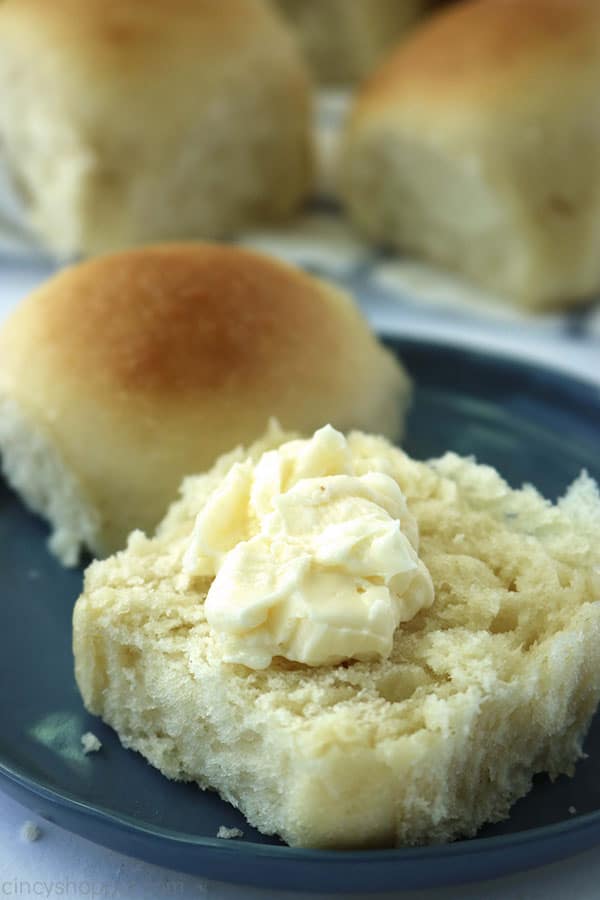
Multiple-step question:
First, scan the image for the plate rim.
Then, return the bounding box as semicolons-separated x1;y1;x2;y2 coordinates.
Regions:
2;755;600;864
383;333;600;397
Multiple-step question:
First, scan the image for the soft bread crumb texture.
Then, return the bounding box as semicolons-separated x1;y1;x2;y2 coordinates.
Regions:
340;0;600;310
0;397;101;566
0;243;409;565
73;430;600;848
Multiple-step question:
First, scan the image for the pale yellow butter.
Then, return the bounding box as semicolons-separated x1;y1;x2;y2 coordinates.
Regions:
183;425;434;668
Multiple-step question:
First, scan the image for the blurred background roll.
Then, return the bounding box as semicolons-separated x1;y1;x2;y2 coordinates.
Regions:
0;0;313;258
339;0;600;310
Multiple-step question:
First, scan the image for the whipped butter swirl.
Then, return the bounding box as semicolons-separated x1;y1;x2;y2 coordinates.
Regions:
183;425;434;669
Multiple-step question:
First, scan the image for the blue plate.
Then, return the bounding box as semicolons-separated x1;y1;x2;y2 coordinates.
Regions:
1;336;600;894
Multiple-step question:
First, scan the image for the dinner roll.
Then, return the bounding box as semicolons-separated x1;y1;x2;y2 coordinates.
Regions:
73;430;600;848
0;0;312;258
0;243;410;565
340;0;600;310
274;0;429;84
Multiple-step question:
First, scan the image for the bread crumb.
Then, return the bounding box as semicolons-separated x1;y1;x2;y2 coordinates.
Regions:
216;826;244;840
81;731;102;754
568;805;577;815
19;821;41;842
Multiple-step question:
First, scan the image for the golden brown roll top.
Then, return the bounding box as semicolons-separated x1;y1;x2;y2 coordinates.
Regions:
0;243;410;562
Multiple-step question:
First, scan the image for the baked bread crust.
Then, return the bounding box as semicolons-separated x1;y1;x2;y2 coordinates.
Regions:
0;244;409;561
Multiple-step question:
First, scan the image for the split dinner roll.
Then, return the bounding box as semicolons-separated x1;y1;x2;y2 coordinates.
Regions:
340;0;600;310
73;430;600;848
0;0;312;258
0;243;410;565
274;0;429;84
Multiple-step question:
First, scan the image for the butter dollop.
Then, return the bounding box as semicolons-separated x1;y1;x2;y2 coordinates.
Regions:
183;425;434;669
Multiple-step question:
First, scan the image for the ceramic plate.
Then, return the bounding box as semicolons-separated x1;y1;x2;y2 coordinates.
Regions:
1;337;599;894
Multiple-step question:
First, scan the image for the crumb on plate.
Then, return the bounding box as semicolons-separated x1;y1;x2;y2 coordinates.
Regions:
20;821;41;842
81;731;102;754
216;826;244;840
